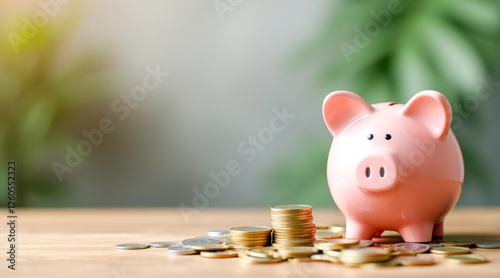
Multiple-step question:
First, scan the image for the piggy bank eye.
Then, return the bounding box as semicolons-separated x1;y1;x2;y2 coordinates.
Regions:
367;134;374;140
385;134;392;140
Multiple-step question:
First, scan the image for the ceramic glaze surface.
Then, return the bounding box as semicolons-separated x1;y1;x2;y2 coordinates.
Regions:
322;90;464;242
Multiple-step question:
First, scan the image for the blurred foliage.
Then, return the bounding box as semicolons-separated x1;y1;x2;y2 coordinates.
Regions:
270;0;500;207
0;5;115;206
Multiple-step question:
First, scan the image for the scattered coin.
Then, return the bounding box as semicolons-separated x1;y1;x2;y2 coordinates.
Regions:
340;247;391;264
182;237;223;246
474;242;500;249
167;246;197;255
442;240;476;247
190;244;231;251
391;243;430;254
430;246;470;255
149;242;181;248
315;231;343;240
357;240;374;248
397;256;435;266
200;250;237;258
444;254;487;264
113;204;497;269
323;249;341;258
115;243;150;250
315;238;359;250
246;247;277;258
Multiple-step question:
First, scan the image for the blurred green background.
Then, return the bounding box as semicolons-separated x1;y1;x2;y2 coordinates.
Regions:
1;0;499;208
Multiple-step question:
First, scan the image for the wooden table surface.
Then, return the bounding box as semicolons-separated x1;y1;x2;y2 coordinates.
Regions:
1;207;500;277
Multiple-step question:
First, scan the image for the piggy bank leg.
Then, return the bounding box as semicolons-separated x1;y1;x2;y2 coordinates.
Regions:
399;224;434;242
345;220;378;240
432;220;444;238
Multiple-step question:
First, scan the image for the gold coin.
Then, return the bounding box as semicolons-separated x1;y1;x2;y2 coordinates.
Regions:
315;231;343;239
397;256;435;266
200;250;237;258
246;247;276;258
444;254;487;264
190;244;231;251
315;238;359;250
442;240;476;247
430;246;470;255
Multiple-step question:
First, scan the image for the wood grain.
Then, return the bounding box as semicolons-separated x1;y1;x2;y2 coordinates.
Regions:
1;207;499;277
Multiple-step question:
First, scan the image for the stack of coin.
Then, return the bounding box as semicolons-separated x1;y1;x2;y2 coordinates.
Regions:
229;226;272;248
271;205;315;247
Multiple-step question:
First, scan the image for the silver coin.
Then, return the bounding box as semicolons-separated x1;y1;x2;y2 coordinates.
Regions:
182;236;223;246
208;230;230;237
391;243;429;253
149;241;182;248
271;205;312;211
167;246;197;255
475;242;500;249
115;243;150;250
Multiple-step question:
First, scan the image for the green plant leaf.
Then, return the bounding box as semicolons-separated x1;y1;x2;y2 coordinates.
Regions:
421;17;486;95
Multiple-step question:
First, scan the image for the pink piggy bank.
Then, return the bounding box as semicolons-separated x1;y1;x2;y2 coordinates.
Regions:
322;90;464;242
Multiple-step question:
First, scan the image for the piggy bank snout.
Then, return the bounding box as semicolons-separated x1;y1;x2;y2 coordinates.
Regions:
354;153;398;192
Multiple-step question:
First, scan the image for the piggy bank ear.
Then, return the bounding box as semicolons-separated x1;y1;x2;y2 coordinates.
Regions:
323;91;373;137
400;90;452;141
